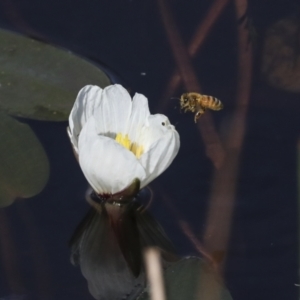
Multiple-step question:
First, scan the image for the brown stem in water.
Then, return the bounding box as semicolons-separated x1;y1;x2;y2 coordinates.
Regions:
16;201;53;300
157;0;225;168
203;0;253;272
161;192;217;267
157;0;230;111
0;209;26;294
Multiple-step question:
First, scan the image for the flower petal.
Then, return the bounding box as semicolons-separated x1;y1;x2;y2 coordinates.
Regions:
95;84;132;137
78;116;147;195
138;114;180;187
137;114;175;151
68;85;103;152
126;92;150;143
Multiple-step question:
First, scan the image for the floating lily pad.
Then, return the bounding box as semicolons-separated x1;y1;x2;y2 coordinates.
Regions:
0;113;49;207
0;29;110;121
139;257;233;300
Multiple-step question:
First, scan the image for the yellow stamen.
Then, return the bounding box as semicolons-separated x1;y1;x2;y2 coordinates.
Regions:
131;142;144;159
115;133;131;150
115;133;144;158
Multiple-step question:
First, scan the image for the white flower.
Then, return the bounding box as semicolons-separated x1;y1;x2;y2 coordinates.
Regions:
68;84;180;195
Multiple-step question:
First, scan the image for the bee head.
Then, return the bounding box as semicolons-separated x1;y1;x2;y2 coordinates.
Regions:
180;93;190;108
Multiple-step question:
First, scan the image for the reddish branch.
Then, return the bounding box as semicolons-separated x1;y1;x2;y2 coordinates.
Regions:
203;0;253;271
157;0;252;273
157;0;226;168
158;0;230;111
0;210;25;293
161;192;217;266
16;202;53;300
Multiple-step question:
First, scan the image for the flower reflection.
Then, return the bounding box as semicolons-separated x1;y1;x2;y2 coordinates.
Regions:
68;84;180;300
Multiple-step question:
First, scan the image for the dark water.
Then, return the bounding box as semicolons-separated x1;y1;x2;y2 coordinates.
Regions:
0;0;299;299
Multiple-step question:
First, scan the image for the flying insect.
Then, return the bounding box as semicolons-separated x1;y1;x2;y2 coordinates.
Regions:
180;92;223;123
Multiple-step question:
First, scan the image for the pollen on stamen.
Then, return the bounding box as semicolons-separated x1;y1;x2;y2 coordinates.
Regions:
115;133;144;158
115;133;131;150
131;143;144;158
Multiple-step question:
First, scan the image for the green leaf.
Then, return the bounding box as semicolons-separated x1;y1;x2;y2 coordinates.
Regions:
0;113;50;207
0;29;111;121
138;257;233;300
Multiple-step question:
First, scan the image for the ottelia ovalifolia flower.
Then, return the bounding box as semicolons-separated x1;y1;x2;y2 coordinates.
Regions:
68;84;180;196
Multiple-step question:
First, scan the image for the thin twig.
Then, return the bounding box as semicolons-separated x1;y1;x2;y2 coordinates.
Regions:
203;0;253;271
0;209;26;294
160;192;217;267
16;201;53;300
157;0;230;111
144;247;166;300
157;0;225;168
179;220;217;268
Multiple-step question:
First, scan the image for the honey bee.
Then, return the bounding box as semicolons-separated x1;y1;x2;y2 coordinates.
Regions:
180;92;223;123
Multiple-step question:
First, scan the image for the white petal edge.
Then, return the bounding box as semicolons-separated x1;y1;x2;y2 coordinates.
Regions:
68;85;103;152
137;114;176;153
95;84;132;136
126;92;150;143
139;128;180;188
78;116;147;195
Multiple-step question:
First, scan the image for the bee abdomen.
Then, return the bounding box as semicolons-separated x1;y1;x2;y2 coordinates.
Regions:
201;96;223;111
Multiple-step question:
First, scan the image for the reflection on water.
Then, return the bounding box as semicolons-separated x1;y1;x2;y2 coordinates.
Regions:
0;0;299;299
69;183;178;300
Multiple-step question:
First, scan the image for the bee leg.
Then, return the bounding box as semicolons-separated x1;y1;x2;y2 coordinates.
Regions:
194;112;202;123
194;108;206;123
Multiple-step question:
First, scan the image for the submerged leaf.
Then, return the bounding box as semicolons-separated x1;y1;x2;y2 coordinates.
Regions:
139;257;233;300
0;29;110;121
261;17;300;93
0;113;49;207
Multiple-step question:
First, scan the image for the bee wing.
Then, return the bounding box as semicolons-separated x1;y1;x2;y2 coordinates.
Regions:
69;206;145;300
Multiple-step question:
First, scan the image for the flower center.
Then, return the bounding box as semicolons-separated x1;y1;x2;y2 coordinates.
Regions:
115;133;144;158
